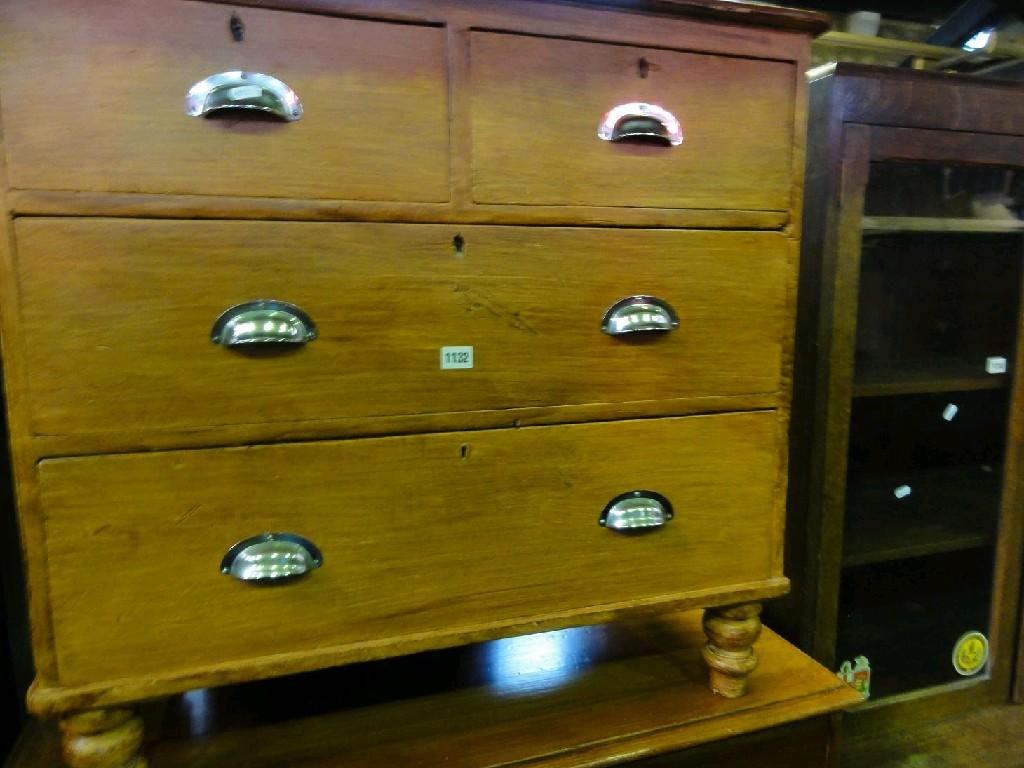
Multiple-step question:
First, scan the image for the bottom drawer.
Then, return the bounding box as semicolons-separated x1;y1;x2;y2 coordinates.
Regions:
39;412;780;685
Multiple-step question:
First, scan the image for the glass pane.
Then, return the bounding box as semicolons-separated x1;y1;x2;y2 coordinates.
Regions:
844;390;1004;570
856;234;1019;379
837;161;1022;700
864;164;1024;220
836;549;993;699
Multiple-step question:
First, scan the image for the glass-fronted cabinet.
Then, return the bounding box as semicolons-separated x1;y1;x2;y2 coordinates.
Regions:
770;64;1024;724
841;163;1021;699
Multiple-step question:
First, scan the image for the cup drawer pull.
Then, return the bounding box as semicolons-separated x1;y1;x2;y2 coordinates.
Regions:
597;102;682;146
221;533;323;584
599;491;674;531
186;71;303;121
211;300;317;346
601;295;679;336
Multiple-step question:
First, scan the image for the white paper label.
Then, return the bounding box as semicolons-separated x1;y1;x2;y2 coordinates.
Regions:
893;484;912;500
985;356;1007;374
942;403;959;422
227;85;263;101
440;346;473;369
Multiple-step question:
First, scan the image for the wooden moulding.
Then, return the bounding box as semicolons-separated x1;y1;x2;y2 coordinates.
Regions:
7;191;791;229
11;611;860;768
553;0;830;33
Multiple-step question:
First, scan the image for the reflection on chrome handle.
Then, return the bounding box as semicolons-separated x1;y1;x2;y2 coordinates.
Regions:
599;491;673;531
221;533;323;584
186;71;303;121
597;103;682;146
601;296;679;336
211;300;317;346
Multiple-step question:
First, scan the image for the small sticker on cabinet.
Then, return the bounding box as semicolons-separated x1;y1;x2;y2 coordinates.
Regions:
893;484;912;499
952;631;989;676
836;656;871;699
985;356;1007;374
440;346;474;370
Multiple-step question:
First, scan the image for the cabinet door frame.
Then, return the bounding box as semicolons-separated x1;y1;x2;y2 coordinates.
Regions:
806;122;1024;716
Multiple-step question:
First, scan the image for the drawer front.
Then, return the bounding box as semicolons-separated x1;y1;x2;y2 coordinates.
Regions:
16;220;788;438
470;32;795;211
0;0;448;201
39;413;779;684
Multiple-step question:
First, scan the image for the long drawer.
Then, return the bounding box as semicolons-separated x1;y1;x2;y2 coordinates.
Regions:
16;220;788;439
0;0;449;201
39;412;780;685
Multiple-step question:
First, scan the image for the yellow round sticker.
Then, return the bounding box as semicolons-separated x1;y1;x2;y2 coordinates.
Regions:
952;631;989;676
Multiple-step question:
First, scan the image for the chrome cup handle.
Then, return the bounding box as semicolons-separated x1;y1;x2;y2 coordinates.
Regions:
601;296;679;336
211;300;317;347
186;71;303;121
221;533;323;584
599;491;674;531
597;103;683;146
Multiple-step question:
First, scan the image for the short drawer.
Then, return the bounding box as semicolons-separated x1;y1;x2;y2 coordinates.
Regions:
0;0;449;201
470;32;795;211
39;412;780;684
16;220;788;439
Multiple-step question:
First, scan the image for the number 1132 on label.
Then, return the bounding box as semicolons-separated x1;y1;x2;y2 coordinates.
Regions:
440;346;474;369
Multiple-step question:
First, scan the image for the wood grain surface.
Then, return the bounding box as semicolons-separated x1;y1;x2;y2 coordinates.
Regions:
830;62;1024;136
0;0;820;742
38;413;780;693
15;220;787;444
842;702;1024;768
10;611;860;767
470;32;795;211
0;0;814;228
635;717;837;768
0;0;450;201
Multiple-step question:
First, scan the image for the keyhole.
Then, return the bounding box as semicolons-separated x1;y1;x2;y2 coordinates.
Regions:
230;13;245;42
637;57;651;79
453;234;465;256
460;444;471;460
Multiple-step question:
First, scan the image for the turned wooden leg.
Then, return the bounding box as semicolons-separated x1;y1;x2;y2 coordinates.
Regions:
702;602;762;698
60;708;147;768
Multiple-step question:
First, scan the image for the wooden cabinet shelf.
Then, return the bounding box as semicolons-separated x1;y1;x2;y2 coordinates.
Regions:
853;362;1008;398
862;217;1024;234
843;467;999;567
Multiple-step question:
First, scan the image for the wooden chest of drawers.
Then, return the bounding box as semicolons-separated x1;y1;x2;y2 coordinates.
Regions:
0;1;824;765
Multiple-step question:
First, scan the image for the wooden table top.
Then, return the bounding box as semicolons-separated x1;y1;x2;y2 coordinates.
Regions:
8;611;860;767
